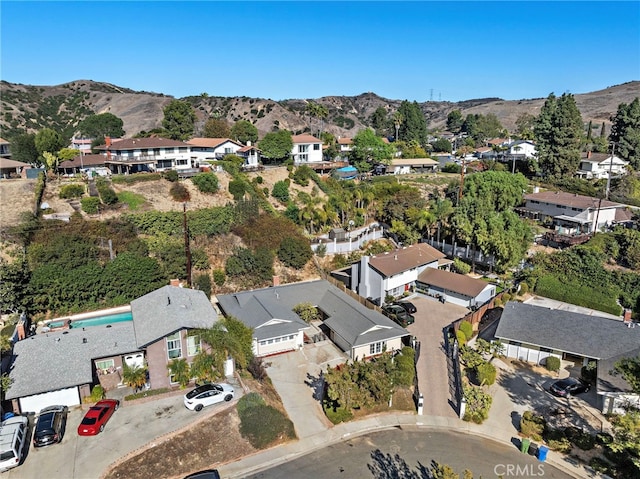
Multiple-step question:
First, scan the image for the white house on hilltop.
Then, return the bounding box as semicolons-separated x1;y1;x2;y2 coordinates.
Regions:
292;134;323;164
577;151;628;179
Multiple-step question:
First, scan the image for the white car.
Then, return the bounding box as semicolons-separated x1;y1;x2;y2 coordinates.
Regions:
183;383;235;411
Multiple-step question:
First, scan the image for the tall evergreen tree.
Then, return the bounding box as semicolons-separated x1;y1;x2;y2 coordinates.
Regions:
609;97;640;170
203;118;231;138
162;100;196;141
398;101;428;146
9;133;38;166
446;110;464;134
534;93;583;180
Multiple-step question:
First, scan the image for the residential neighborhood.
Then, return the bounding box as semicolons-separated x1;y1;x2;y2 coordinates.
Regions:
1;13;640;478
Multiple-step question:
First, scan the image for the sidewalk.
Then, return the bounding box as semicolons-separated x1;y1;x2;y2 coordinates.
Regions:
218;411;599;479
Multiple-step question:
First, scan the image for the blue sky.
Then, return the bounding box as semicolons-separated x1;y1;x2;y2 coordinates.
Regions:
2;1;639;102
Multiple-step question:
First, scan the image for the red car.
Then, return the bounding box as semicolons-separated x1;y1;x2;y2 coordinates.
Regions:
77;399;120;436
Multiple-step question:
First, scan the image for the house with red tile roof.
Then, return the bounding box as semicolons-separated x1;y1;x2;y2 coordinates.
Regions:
292;134;323;164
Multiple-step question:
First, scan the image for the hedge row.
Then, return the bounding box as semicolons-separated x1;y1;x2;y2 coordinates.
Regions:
534;275;622;316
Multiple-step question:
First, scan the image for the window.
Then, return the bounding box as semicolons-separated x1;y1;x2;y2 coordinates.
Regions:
224;147;233;154
165;147;175;154
313;144;320;151
167;332;182;359
179;147;188;153
153;148;161;156
157;159;172;169
187;335;201;356
298;154;308;162
298;145;309;153
369;341;385;355
96;359;114;371
176;159;188;166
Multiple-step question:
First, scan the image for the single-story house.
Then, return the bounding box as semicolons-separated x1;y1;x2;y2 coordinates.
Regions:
416;268;496;309
0;158;28;178
216;280;409;360
352;243;452;305
391;158;439;175
6;286;218;414
494;301;640;414
57;154;109;175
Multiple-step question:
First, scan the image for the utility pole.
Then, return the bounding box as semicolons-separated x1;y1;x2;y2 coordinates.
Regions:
183;202;192;287
593;142;617;235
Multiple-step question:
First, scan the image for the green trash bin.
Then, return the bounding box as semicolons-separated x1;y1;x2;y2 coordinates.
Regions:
521;438;531;454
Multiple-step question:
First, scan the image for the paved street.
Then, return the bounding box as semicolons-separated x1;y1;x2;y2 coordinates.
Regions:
245;429;575;479
405;295;469;418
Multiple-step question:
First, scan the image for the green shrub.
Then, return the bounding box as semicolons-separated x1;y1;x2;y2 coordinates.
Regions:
164;170;179;182
459;320;473;341
442;162;461;173
213;269;225;286
191;172;219;193
278;236;313;269
111;173;162;184
455;329;467;345
59;183;85;198
520;411;545;441
292;165;312;186
501;292;512;303
544;428;572;453
236;392;266;415
238;404;296;448
323;402;353;424
476;362;496;386
271;180;290;203
81;197;100;214
453;257;471;275
588;457;611;474
292;302;321;323
229;179;247;200
545;356;561;372
393;347;416;387
170;182;190;201
255;176;263;184
518;282;529;294
117;191;146;210
193;273;212;299
85;385;104;403
566;428;596;450
315;243;327;258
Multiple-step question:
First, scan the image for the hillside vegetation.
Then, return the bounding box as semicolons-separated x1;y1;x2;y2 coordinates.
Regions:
1;79;638;140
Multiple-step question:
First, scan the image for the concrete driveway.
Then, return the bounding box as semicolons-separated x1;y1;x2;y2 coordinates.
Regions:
265;340;347;440
405;295;469;418
6;385;241;479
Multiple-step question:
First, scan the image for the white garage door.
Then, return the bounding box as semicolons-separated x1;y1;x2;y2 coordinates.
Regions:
19;387;80;414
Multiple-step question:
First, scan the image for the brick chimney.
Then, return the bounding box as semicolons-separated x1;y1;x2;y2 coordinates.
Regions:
273;275;280;287
587;150;592;159
170;279;181;287
623;308;633;323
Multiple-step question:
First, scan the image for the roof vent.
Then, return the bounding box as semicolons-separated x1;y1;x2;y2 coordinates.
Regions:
63;331;69;335
83;338;87;344
55;338;60;342
106;324;112;328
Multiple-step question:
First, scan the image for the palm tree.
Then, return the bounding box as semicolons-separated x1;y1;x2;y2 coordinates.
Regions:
122;363;147;392
189;351;218;383
393;112;404;142
167;358;191;388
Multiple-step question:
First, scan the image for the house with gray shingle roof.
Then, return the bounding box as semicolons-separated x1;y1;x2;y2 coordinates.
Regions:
495;301;640;414
6;286;218;414
216;280;409;360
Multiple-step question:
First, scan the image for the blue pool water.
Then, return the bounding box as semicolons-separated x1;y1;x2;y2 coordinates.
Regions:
71;311;133;328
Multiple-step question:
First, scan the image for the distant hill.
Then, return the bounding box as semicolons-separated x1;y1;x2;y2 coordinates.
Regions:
1;79;638;141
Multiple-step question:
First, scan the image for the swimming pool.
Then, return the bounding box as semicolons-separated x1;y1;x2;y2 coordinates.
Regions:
71;311;133;328
47;311;133;330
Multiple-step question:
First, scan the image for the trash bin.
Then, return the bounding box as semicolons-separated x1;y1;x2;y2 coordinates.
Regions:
528;442;538;457
520;438;530;454
537;445;549;462
2;412;15;421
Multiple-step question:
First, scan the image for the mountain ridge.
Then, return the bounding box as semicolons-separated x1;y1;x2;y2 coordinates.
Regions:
1;79;638;141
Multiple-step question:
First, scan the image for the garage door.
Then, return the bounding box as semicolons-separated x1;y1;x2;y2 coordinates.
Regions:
19;387;80;414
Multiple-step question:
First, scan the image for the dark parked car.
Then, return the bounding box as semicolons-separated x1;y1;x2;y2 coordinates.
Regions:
549;378;590;397
395;301;417;314
184;470;221;479
381;304;415;327
33;405;68;447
